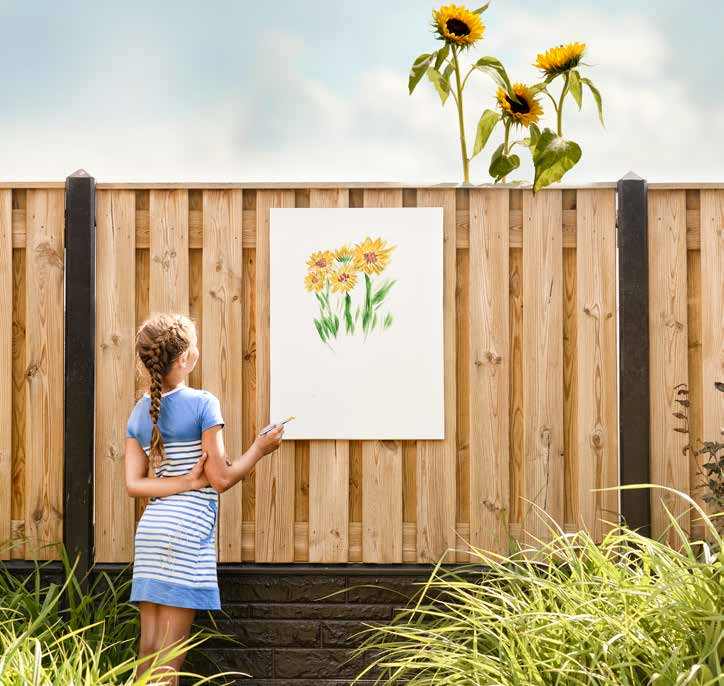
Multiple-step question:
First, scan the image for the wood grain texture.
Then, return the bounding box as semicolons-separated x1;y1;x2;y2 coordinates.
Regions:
134;243;150;523
25;190;64;559
188;248;203;389
361;189;403;563
255;190;296;562
468;189;509;555
508;248;524;541
95;190;136;562
308;189;350;562
242;244;257;548
0;190;11;555
576;190;618;541
563;246;578;533
699;190;724;520
416;188;457;563
149;190;189;314
202;190;244;562
522;190;564;544
648;190;690;540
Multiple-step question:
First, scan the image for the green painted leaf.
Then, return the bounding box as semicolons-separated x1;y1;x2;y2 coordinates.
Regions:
580;77;605;127
488;142;520;182
371;279;396;306
532;128;582;192
383;312;393;330
314;319;327;343
568;70;582;110
433;44;449;71
472;109;500;158
409;53;433;94
472;57;515;101
426;67;451;105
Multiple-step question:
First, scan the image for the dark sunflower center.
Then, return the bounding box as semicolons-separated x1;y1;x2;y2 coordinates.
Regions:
364;251;378;264
506;94;530;115
315;258;328;268
339;273;350;282
446;18;470;36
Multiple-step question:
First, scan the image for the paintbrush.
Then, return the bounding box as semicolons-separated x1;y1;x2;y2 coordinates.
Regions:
259;416;296;435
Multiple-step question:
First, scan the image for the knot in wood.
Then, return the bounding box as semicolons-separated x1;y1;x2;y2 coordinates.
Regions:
590;430;604;449
486;350;502;365
32;509;43;523
539;427;551;447
26;363;39;378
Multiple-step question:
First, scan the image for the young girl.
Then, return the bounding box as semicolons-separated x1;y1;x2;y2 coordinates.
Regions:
124;312;284;684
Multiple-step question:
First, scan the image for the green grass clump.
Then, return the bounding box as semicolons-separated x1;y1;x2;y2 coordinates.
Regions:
0;544;243;684
349;486;723;685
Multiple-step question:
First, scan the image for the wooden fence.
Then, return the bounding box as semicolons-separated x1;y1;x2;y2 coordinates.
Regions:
1;181;721;563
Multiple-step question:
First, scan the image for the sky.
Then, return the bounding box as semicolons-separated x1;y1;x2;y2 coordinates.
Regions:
1;0;722;184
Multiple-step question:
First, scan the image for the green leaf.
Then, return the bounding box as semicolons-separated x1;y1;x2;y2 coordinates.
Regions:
521;122;542;154
433;44;449;71
383;312;393;330
426;67;451;105
344;293;354;334
473;2;491;13
568;70;582;110
528;82;549;95
472;57;516;101
532;128;582;192
488;142;520;182
580;77;605;127
314;319;327;343
409;53;433;94
472;109;500;158
371;279;397;306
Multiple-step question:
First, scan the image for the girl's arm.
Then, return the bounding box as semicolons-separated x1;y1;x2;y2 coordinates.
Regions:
201;424;284;494
125;437;209;498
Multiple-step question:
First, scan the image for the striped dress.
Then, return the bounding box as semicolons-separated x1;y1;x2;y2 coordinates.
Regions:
125;385;224;610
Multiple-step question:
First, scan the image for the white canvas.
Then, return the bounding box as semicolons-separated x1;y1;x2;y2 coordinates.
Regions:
269;207;444;440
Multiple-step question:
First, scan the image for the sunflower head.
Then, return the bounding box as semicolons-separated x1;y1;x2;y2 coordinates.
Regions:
304;269;326;293
432;4;484;48
533;41;586;76
353;237;396;276
334;244;355;263
496;83;543;128
329;264;358;294
306;250;335;274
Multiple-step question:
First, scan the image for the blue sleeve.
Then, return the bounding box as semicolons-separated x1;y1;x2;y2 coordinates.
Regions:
199;392;225;432
126;405;137;440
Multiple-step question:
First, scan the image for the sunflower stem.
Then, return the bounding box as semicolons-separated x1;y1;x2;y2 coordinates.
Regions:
451;45;470;184
501;122;511;184
557;72;570;136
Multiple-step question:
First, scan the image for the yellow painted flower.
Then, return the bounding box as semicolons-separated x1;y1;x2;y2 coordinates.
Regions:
329;264;358;293
432;4;484;48
304;269;326;293
533;42;586;76
306;250;335;274
353;237;396;276
334;244;355;263
496;83;543;128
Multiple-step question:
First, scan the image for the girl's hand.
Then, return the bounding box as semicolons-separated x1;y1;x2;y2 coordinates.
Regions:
185;452;209;490
253;424;285;457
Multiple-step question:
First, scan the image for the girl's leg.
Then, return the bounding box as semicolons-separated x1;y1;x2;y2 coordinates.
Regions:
136;601;159;678
150;604;197;686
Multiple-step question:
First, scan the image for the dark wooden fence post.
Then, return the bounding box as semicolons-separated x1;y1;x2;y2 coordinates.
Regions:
64;169;96;582
617;171;651;537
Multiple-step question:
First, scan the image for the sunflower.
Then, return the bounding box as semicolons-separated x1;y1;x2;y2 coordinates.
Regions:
329;264;358;294
533;42;586;76
496;83;543;128
304;269;326;293
432;4;484;48
353;237;396;276
334;244;355;263
306;250;335;274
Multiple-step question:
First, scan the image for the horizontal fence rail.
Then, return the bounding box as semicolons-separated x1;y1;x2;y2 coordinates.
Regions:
1;178;721;564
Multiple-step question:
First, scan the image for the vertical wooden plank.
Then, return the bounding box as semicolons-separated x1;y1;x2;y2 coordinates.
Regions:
242;241;257;559
522;189;564;544
563;244;578;532
95;190;136;562
149;190;189;314
699;190;724;524
255;189;296;562
415;188;457;562
508;245;524;541
468;189;509;555
202;190;244;562
648;190;690;540
362;188;403;562
576;190;619;541
308;188;350;563
25;189;65;558
0;190;11;555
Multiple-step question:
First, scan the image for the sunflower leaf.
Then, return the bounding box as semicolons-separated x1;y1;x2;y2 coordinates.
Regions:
409;53;433;94
371;279;396;306
472;109;500;158
473;2;491;14
433;44;449;71
568;70;583;110
314;319;327;343
488;143;520;182
426;66;451;105
472;57;516;101
383;312;394;330
522;122;542;154
580;77;605;127
528;82;549;95
532;128;582;192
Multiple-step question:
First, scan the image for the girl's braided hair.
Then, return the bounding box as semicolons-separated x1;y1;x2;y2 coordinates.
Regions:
135;313;195;469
